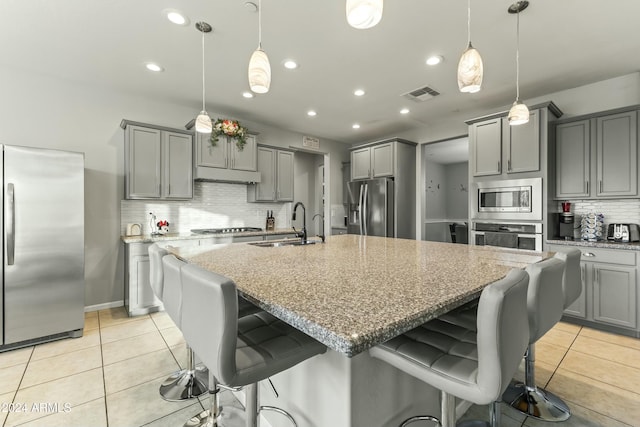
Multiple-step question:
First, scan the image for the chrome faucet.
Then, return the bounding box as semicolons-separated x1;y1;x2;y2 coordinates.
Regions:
292;202;307;243
312;213;325;243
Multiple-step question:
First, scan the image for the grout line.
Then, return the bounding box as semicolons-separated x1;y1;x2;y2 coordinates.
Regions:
98;310;110;427
540;325;582;389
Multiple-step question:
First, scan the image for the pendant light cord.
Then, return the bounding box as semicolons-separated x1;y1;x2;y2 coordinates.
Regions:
467;0;471;45
515;8;520;101
258;0;262;49
201;27;206;111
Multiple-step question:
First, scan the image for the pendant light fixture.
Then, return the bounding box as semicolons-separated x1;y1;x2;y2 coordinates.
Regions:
346;0;383;29
457;0;483;93
195;22;212;133
508;1;530;126
248;0;271;94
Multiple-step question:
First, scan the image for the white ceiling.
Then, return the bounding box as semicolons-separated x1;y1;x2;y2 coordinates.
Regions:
2;0;639;144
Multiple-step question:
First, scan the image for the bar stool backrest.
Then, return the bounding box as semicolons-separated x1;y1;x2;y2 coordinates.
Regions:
553;248;582;310
162;254;186;329
525;257;566;343
181;263;239;385
149;244;169;300
476;268;530;399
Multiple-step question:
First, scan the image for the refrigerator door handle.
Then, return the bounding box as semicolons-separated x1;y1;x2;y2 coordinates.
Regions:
363;183;369;235
358;184;364;235
7;183;15;265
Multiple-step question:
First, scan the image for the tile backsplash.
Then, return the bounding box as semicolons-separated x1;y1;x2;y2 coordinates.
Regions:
556;199;640;225
121;181;290;235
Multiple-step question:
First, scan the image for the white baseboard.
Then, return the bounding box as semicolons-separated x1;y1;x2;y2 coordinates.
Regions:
84;301;124;312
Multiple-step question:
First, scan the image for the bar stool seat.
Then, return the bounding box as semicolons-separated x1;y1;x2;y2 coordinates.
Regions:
180;262;327;427
370;268;530;427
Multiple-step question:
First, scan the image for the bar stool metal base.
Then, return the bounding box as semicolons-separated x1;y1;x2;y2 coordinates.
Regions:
160;347;208;401
400;415;440;427
503;382;570;422
184;406;244;427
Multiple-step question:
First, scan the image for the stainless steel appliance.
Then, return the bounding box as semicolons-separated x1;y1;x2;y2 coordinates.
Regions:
471;222;543;251
607;223;640;242
472;178;542;221
191;227;263;234
1;145;84;351
347;178;394;237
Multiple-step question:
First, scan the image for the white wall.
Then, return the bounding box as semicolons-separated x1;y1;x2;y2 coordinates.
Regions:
444;162;469;220
0;65;349;307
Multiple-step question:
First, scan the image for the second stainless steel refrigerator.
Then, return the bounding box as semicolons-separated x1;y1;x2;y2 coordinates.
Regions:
347;178;394;237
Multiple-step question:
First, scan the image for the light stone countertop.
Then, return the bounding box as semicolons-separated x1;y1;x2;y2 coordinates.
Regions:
120;228;298;244
547;238;640;251
170;235;553;357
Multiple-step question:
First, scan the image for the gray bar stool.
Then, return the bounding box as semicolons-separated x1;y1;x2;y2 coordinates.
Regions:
370;268;530;427
503;249;580;421
180;262;327;427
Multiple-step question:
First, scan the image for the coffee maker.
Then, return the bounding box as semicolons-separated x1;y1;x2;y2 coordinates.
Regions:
558;202;575;240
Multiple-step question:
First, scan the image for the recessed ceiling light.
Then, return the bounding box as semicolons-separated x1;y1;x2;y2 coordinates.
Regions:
426;55;443;66
400;108;410;114
354;89;365;97
164;9;190;26
145;63;164;72
283;60;298;70
352;123;361;129
307;110;317;117
242;91;254;98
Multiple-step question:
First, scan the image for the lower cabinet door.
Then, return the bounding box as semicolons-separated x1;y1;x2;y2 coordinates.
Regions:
132;255;160;309
564;263;588;319
592;264;637;329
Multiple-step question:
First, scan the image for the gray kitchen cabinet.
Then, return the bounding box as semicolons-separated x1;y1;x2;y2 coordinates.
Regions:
503;109;540;173
350;143;393;180
555;120;591;198
470;118;502;176
195;133;257;171
547;244;638;333
123;121;193;200
596;111;637;197
125;242;160;316
248;146;294;202
342;162;351;205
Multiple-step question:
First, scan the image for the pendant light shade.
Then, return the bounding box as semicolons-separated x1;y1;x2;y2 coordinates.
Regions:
508;1;529;126
457;43;483;93
457;0;483;93
346;0;383;29
195;22;212;134
248;0;271;94
248;48;271;94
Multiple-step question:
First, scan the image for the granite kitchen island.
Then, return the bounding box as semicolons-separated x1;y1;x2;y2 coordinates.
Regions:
169;235;552;427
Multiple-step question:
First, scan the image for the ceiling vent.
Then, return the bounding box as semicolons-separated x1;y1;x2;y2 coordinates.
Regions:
402;85;440;102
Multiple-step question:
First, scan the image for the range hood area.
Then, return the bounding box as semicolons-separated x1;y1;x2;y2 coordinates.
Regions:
194;165;261;184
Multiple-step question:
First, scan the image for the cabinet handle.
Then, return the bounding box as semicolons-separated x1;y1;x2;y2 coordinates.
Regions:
372;168;375;176
586;181;589;194
595;269;599;284
508;159;511;172
580;264;585;282
497;160;501;172
599;180;603;193
583;252;595;257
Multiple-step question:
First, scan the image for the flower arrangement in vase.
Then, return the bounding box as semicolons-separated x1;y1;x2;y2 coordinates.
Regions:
210;118;248;151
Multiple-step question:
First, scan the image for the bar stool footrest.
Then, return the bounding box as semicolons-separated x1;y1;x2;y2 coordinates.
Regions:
400;415;441;427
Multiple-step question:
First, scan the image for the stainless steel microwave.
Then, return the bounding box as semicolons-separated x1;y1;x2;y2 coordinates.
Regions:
472;178;542;221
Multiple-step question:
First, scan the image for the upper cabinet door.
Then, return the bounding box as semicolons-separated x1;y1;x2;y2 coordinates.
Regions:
276;150;294;201
504;109;540;173
255;146;276;201
555;120;591;199
471;118;502;176
196;133;227;169
596;111;638;197
231;134;257;171
351;147;371;180
127;126;162;198
372;143;394;177
163;131;193;199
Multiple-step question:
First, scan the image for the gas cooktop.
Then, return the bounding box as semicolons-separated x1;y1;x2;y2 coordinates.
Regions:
191;227;263;235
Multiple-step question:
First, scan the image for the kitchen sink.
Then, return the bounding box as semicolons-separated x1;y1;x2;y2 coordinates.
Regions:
249;240;318;248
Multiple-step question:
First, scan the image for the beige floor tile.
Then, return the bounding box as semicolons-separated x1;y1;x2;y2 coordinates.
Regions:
571;335;640;369
106;376;194;427
6;368;104;426
170;344;189;369
1;391;16;426
150;311;176;330
513;359;556;388
579;327;640;350
559;350;640;394
523;399;633;427
98;306;148;328
159;326;185;348
546;368;640;426
84;315;100;331
100;317;157;344
461;402;525;427
537;328;577;349
0;347;33;369
534;340;568;367
0;363;27;395
11;397;107;427
21;345;102;388
31;329;100;361
553;321;582;335
102;330;168;366
141;401;204;427
84;310;98;319
103;348;180;395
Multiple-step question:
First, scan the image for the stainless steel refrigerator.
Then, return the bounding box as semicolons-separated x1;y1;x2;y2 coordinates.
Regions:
1;145;84;350
347;178;394;237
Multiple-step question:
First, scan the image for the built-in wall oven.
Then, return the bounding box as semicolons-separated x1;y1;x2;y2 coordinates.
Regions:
471;222;543;251
472;178;542;221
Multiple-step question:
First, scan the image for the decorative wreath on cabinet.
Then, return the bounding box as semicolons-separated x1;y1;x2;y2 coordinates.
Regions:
210;118;248;151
